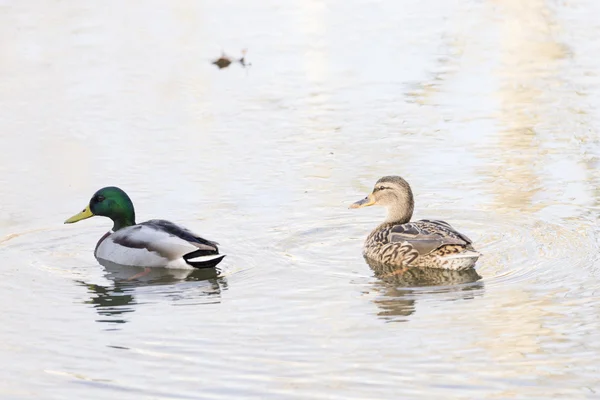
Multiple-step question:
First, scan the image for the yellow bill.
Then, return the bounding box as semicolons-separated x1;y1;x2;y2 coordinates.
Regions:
64;205;94;224
349;193;376;209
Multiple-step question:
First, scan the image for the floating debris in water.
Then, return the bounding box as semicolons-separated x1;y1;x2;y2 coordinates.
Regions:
212;54;233;69
211;49;250;69
239;48;249;67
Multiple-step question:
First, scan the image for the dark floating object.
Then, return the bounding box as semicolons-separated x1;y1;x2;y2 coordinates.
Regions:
212;55;233;69
212;49;250;69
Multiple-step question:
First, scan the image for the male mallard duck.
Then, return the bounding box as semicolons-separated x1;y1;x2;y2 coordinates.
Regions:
350;176;480;271
64;187;225;270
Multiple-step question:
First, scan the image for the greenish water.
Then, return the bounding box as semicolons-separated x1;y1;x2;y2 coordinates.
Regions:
2;0;600;398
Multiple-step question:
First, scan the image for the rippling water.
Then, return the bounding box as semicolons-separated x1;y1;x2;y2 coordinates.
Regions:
2;0;600;398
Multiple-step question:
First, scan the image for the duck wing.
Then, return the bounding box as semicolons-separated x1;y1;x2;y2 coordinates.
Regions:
387;220;472;256
141;219;220;248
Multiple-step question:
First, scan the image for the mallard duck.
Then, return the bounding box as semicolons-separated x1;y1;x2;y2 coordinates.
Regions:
64;187;225;270
350;176;480;271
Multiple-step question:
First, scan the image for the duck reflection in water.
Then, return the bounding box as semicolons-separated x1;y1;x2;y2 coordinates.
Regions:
76;259;227;326
366;258;484;322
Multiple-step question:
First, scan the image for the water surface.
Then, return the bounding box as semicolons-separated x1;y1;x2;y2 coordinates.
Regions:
2;0;600;398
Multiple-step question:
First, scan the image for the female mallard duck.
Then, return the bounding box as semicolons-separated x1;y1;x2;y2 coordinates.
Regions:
64;187;225;270
350;176;480;271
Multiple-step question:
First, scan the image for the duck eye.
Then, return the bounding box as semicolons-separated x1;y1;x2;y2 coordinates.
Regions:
96;195;105;202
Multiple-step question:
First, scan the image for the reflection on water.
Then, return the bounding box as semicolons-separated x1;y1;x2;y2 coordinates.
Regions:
372;280;485;322
367;258;483;287
367;258;483;321
97;259;221;284
79;281;135;324
490;0;570;212
77;260;226;326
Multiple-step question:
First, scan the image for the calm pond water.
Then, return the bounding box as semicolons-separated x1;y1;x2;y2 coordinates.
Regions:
2;0;600;398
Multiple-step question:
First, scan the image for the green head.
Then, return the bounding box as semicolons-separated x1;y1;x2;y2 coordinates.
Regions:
64;186;136;231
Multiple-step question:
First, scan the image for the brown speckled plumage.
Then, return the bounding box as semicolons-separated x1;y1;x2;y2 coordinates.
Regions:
363;219;479;270
351;176;480;271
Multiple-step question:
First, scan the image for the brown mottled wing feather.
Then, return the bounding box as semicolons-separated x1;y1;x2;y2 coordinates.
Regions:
420;219;474;244
388;220;472;256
